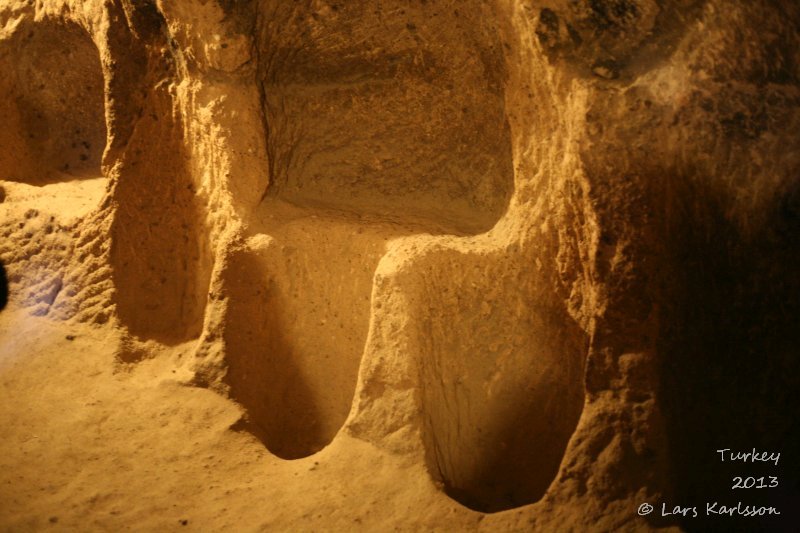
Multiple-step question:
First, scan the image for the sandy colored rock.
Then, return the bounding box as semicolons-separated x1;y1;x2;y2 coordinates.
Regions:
1;0;798;531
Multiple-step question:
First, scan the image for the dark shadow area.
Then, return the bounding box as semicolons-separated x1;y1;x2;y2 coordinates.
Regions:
532;0;705;82
0;261;8;311
437;374;586;513
659;178;800;532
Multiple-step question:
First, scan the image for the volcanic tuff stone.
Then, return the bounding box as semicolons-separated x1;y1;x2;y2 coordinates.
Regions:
0;0;798;531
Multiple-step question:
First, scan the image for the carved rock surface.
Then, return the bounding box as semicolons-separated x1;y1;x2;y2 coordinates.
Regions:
0;0;798;530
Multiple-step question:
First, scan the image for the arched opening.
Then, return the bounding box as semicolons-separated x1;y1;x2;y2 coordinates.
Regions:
0;20;106;185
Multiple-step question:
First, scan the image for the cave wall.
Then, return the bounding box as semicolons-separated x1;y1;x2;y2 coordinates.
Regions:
0;0;798;529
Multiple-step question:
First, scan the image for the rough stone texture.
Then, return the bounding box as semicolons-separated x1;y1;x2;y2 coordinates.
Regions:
0;0;798;530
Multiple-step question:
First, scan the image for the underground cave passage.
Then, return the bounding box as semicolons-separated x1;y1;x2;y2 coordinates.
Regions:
223;1;517;462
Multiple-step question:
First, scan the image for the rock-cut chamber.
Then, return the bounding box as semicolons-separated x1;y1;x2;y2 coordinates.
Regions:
223;1;516;461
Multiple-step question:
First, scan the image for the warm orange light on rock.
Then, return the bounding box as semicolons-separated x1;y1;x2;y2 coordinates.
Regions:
0;1;798;531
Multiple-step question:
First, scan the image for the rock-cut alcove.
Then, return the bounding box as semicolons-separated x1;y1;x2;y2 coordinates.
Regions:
3;0;800;531
414;246;588;513
0;19;106;185
107;7;213;347
223;0;516;461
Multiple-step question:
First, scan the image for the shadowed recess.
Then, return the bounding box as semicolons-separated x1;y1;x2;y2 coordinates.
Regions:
223;205;412;459
110;86;212;345
256;0;514;235
0;19;107;184
0;261;7;311
222;0;517;460
416;250;587;512
659;178;800;532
